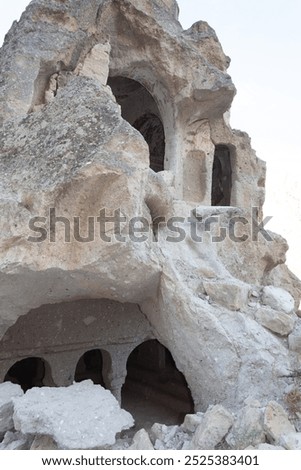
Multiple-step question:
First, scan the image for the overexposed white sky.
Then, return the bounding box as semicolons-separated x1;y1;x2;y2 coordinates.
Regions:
1;0;301;277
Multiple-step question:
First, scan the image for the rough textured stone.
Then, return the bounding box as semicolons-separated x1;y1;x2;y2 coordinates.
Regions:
262;286;295;314
263;401;295;444
0;431;33;450
255;307;296;336
226;404;265;449
288;320;301;353
279;432;301;450
76;43;111;86
203;280;250;311
181;413;204;433
129;429;154;450
0;382;24;435
13;381;134;449
0;0;300;421
191;405;233;450
151;424;190;450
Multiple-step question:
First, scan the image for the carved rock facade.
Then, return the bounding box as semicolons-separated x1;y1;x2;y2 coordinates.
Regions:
0;0;300;422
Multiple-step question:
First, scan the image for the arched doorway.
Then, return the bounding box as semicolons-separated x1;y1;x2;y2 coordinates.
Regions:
108;76;165;172
4;357;50;392
74;349;105;387
211;145;232;206
121;340;194;430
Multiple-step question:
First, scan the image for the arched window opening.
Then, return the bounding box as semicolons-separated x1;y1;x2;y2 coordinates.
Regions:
74;349;105;387
211;145;232;206
107;76;165;172
121;340;194;430
4;357;49;392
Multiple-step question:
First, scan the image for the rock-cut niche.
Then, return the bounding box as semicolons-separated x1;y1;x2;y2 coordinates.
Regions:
211;145;232;206
4;357;53;392
121;339;194;427
74;349;106;387
108;76;165;172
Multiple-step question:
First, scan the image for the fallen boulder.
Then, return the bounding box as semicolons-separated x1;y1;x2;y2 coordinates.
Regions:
0;382;24;436
263;401;295;444
129;429;154;450
226;402;265;449
13;380;134;449
262;286;295;314
191;405;233;450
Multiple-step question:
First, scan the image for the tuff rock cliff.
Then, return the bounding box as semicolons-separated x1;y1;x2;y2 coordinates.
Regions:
0;0;301;442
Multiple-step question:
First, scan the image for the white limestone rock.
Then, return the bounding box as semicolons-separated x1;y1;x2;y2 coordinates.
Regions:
76;43;111;86
288;320;301;353
262;286;295;314
0;0;300;420
203;280;249;311
263;401;295;444
226;404;265;449
150;423;167;442
129;429;154;450
0;382;24;435
181;413;204;433
13;381;134;449
279;432;301;450
191;405;233;450
255;307;296;336
151;423;190;450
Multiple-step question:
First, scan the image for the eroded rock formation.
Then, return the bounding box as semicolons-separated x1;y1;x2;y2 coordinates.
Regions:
0;0;301;436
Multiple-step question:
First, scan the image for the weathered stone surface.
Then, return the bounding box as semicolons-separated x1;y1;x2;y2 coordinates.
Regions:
288;320;301;353
279;432;301;450
150;423;190;450
255;307;296;336
262;286;295;314
263;401;295;444
129;429;154;450
226;404;265;449
203;280;249;311
0;0;300;424
13;381;134;449
0;382;23;435
191;405;233;450
0;431;33;450
76;43;111;86
181;413;204;433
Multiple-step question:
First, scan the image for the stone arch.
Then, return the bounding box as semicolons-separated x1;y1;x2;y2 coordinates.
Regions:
4;357;53;392
74;348;111;388
121;339;194;428
211;144;232;206
107;76;165;172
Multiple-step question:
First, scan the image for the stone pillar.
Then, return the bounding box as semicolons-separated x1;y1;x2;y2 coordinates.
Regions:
105;345;134;403
45;352;80;387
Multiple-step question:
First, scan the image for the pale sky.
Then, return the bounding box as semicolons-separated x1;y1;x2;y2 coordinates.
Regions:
1;0;301;277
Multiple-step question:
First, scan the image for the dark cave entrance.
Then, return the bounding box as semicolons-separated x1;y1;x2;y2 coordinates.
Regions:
121;340;194;430
211;145;232;206
74;349;106;387
107;76;165;172
4;357;49;392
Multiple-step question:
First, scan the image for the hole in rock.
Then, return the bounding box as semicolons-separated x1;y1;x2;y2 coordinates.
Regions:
121;340;194;431
74;349;106;387
211;145;232;206
4;357;49;392
107;76;165;172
